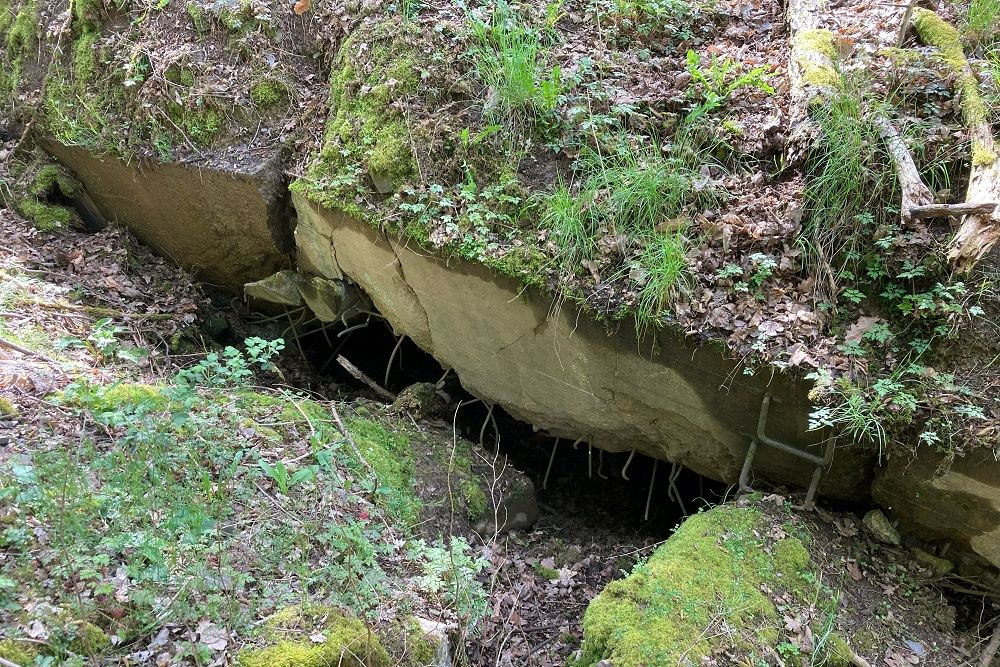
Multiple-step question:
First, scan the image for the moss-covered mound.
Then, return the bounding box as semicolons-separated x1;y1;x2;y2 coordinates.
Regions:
238;605;389;667
576;504;853;666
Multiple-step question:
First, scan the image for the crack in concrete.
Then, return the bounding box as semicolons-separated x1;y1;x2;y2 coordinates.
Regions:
381;230;432;339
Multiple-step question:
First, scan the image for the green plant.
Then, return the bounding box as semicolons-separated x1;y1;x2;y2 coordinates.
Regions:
258;459;317;495
685;50;774;120
468;3;563;124
56;317;150;364
803;87;898;287
539;179;595;272
409;537;488;628
627;229;690;332
966;0;999;42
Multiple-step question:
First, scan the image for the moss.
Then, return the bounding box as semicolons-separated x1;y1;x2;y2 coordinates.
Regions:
461;478;488;521
68;620;110;655
481;244;549;290
71;27;99;86
404;618;438;667
792;28;841;89
65;382;167;412
297;25;420;209
912;9;995;165
186;1;209;32
30;164;82;198
0;638;37;665
168;101;223;144
822;632;856;667
0;396;17;416
15;198;73;231
165;64;196;87
250;80;289;110
348;417;421;523
239;606;390;667
6;0;36;55
534;563;560;580
578;506;815;666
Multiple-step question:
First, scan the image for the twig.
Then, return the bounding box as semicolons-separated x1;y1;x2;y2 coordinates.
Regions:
0;656;24;667
336;355;397;401
0;336;60;365
980;620;1000;667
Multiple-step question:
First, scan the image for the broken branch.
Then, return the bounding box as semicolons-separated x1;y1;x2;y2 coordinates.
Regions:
875;115;934;223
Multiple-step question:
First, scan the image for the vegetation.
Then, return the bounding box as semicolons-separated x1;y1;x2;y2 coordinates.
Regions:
576;504;856;666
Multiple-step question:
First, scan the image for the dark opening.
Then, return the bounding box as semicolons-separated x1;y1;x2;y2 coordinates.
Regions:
290;313;728;536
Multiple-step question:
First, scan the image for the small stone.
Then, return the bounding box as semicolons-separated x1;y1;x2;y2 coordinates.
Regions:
910;547;954;575
862;509;901;546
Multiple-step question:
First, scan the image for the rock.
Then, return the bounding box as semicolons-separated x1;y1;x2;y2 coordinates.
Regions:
297;276;349;322
872;448;1000;574
409;616;453;667
862;509;901;546
44;140;289;289
473;463;539;534
577;505;817;666
244;270;304;306
292;193;874;499
911;547;954;575
390;383;450;419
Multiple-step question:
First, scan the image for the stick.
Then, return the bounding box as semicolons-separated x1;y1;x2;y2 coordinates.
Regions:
876;116;934;222
979;621;1000;667
0;656;24;667
644;459;659;521
384;334;406;387
0;336;59;365
336;355;397;401
543;438;559;490
909;202;998;219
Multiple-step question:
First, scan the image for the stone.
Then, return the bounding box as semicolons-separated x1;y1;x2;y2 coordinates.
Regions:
389;383;449;419
244;270;304;306
473;463;539;535
862;509;901;546
910;548;954;575
410;616;453;667
873;448;1000;572
44;140;289;288
291;193;875;498
297;276;348;322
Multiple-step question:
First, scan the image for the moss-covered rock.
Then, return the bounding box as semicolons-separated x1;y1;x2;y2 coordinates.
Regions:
238;606;390;667
294;21;419;212
68;619;111;655
14;197;74;231
577;505;813;666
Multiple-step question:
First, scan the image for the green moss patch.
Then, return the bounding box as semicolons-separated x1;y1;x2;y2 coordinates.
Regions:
913;8;997;165
238;605;389;667
294;23;419;213
577;505;814;666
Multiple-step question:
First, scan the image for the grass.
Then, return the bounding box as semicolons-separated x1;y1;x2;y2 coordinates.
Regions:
468;2;562;125
966;0;999;43
802;85;896;285
539;179;596;272
631;229;690;332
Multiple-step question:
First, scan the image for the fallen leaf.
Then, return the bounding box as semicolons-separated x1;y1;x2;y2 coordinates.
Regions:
293;0;310;14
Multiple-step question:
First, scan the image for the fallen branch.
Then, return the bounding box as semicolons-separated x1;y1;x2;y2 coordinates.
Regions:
909;202;998;219
875;116;934;223
980;620;1000;667
0;336;59;365
913;9;1000;270
336;355;397;401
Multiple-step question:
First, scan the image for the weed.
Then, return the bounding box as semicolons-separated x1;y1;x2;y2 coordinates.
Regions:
803;85;897;287
539;179;596;272
685;50;774;120
56;317;150;364
628;229;690;332
965;0;999;43
468;3;563;126
409;537;488;629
